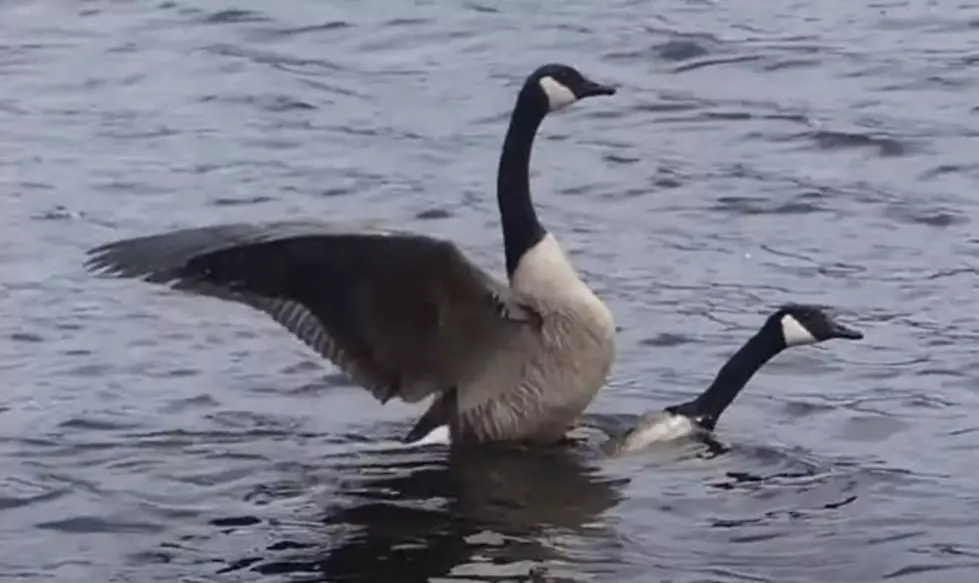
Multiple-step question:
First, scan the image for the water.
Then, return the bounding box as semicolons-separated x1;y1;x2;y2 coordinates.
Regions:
3;0;979;581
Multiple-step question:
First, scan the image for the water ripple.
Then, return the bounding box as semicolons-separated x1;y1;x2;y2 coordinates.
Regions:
3;0;979;581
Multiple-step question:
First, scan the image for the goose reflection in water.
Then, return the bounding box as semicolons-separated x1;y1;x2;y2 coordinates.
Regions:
217;440;631;582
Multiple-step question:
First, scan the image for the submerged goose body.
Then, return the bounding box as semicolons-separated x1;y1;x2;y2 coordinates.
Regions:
604;304;863;456
86;64;617;447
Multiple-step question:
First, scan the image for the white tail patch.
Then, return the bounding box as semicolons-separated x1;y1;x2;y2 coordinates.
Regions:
316;427;450;457
538;76;577;111
318;425;450;456
406;424;451;446
780;314;817;347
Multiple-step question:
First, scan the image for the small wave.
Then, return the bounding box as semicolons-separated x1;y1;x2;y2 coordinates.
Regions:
710;195;827;216
882;562;979;580
807;130;908;157
200;93;317;112
209;515;261;528
638;332;696;347
675;55;765;74
919;163;975;180
210;196;276;207
655;40;710;62
258;21;352;39
415;208;453;220
58;416;143;432
202;9;269;25
0;478;68;511
35;515;164;534
202;43;348;75
883;206;967;228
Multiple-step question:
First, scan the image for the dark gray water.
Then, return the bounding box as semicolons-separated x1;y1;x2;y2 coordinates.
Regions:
3;0;979;581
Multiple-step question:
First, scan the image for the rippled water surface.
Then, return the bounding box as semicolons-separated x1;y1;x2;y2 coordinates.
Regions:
4;0;979;581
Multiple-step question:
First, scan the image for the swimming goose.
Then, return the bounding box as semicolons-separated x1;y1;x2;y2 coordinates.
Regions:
85;63;618;447
603;304;863;456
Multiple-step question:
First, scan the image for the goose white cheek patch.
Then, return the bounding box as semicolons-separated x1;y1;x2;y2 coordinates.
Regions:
781;314;817;346
538;76;577;111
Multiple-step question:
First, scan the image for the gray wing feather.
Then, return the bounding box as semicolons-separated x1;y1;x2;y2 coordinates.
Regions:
85;220;387;284
85;221;538;404
241;295;397;399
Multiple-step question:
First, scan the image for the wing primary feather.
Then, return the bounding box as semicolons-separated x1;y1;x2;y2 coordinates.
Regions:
84;222;529;408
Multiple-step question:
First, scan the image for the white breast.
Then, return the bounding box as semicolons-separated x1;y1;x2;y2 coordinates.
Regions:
511;233;614;333
511;233;581;293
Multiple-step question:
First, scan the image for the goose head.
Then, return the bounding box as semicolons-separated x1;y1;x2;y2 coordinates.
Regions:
525;63;616;113
770;303;864;348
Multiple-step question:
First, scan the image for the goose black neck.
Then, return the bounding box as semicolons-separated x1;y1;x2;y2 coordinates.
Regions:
498;84;548;279
668;325;786;430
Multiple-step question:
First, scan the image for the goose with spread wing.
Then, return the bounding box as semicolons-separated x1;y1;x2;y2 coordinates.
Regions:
86;63;618;447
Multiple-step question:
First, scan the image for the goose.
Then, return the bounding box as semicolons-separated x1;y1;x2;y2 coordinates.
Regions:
85;63;618;448
602;304;863;456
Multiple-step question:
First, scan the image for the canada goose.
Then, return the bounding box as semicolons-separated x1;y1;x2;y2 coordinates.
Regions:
603;304;863;456
85;63;618;447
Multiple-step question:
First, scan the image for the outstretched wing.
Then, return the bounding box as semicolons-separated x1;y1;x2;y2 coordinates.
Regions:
85;221;540;404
